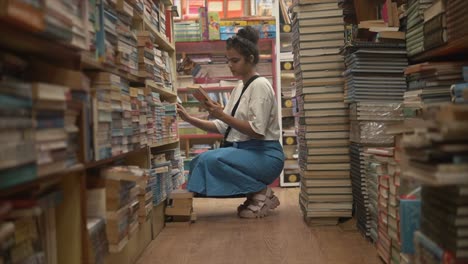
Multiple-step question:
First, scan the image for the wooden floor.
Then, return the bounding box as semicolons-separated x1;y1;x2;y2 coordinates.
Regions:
137;188;381;264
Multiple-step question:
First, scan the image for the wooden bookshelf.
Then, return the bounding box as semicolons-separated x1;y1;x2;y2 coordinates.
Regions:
84;147;148;169
81;54;142;83
134;12;175;52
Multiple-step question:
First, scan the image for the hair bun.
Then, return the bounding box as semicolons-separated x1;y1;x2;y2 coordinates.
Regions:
236;26;259;45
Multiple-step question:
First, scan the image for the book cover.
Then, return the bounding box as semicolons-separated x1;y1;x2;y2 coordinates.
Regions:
208;11;220;40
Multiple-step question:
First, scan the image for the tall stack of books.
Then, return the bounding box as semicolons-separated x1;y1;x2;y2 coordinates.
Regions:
161;51;174;91
90;73;115;160
348;101;403;241
103;0;119;65
406;0;433;57
33;83;70;177
129;87;142;149
137;87;148;147
341;20;408;245
291;0;352;224
154;47;166;87
110;78;124;156
400;104;468;262
116;0;138;76
365;147;401;263
137;32;156;80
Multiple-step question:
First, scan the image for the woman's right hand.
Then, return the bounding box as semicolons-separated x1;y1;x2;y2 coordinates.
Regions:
176;103;191;122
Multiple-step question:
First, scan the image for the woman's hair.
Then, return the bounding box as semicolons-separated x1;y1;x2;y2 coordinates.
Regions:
226;26;260;65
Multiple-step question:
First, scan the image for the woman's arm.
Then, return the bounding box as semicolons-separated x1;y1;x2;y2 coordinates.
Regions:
176;103;219;133
203;100;264;139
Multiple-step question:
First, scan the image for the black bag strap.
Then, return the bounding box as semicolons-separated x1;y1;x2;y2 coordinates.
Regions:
223;75;260;141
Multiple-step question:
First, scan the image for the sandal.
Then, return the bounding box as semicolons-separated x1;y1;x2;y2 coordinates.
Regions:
238;187;280;218
237;193;254;213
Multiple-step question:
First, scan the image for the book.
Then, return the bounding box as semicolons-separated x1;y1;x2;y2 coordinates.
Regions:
186;84;216;106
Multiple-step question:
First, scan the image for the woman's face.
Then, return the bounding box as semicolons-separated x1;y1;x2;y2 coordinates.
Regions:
226;48;252;77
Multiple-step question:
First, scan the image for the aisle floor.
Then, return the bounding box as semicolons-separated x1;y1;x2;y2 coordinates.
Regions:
137;188;381;264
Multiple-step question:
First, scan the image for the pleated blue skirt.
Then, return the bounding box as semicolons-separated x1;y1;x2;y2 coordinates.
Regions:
186;139;285;196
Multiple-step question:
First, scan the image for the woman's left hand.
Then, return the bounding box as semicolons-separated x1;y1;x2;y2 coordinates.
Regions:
204;100;225;120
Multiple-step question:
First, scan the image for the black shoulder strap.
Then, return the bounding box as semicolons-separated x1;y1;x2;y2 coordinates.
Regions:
223;75;260;141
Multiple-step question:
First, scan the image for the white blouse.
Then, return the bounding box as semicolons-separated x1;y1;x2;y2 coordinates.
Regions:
213;77;281;142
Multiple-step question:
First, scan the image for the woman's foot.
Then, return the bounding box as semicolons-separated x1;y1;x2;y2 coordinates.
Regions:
238;187;280;218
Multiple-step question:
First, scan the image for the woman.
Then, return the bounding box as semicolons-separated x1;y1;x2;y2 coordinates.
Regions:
176;26;284;218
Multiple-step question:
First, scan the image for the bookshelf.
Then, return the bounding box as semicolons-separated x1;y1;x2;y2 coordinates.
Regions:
0;0;182;263
277;0;298;187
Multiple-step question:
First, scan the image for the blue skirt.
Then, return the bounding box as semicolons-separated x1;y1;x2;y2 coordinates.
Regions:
186;139;285;196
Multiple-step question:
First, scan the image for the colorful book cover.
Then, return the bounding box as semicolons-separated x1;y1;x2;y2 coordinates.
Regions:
208;11;220;40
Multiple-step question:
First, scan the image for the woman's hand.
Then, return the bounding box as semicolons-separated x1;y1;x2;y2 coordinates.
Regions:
176;103;191;122
204;100;225;120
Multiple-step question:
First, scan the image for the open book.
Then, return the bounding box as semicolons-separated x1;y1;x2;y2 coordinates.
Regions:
186;85;216;105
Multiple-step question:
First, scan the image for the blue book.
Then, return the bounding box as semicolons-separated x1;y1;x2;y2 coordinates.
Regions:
400;198;421;254
0;164;37;190
450;83;468;97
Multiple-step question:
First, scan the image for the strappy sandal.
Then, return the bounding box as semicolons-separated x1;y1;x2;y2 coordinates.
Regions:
237;193;254;213
238;187;280;219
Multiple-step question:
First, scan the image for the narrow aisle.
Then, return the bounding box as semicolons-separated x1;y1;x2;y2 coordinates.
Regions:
137;188;380;264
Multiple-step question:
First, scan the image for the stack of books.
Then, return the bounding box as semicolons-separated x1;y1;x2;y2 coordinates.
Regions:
417;185;468;261
423;0;447;51
401;103;468;185
343;48;408;103
101;166;151;252
103;1;119;65
350;143;370;237
406;0;434;57
174;22;202;42
116;0;138;76
87;218;109;264
291;0;352;223
137;32;156;80
365;147;401;263
450;68;468;103
404;62;465;112
349;102;403;242
33;83;70;177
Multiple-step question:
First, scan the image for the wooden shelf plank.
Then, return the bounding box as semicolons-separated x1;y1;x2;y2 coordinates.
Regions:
81;54;142;83
0;164;85;197
135;13;175;52
145;80;177;98
85;148;147;169
411;35;468;62
179;134;223;139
